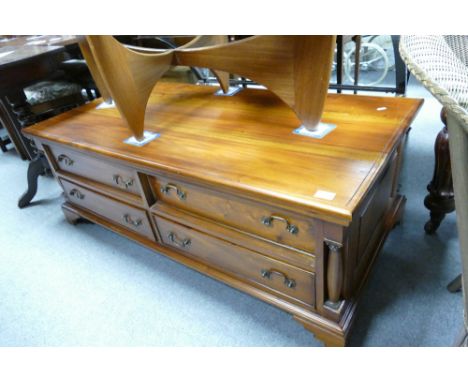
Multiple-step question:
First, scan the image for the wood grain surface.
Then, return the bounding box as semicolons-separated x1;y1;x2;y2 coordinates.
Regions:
81;36;335;138
23;82;423;224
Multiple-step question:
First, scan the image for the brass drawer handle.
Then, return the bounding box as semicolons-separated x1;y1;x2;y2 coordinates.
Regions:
58;154;74;166
123;214;142;227
113;174;134;189
69;188;84;200
261;269;296;289
261;215;299;234
167;232;191;248
160;183;186;200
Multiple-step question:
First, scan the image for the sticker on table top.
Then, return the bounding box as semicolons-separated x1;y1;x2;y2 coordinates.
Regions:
313;190;336;201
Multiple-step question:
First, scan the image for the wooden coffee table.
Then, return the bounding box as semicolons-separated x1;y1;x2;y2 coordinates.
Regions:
23;82;423;345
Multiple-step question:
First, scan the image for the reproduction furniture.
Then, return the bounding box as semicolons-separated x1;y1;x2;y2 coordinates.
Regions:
0;36;82;159
23;82;422;346
0;43;66;160
401;35;468;346
0;36;98;208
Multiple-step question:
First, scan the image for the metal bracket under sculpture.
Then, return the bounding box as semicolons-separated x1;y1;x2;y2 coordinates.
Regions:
80;35;336;142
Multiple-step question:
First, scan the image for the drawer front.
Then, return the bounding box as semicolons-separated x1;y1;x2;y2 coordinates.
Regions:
50;145;141;196
155;214;316;308
61;179;155;240
150;175;316;254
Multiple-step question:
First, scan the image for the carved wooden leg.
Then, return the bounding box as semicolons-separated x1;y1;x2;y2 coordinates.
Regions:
61;203;92;225
294;316;346;347
18;153;47;208
424;107;455;234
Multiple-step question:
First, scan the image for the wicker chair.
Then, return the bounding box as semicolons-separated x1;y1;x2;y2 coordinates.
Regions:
400;35;468;346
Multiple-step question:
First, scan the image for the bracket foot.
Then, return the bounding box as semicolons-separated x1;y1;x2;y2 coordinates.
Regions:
123;131;160;147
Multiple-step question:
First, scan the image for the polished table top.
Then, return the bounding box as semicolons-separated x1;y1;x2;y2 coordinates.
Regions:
0;45;63;68
0;35;79;68
0;35;78;48
23;82;423;223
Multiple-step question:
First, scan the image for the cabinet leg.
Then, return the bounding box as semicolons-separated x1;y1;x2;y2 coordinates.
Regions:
18;154;47;208
294;316;346;347
62;204;82;225
424;107;455;234
61;203;91;225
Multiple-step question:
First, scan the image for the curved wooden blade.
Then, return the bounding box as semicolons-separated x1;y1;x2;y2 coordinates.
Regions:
83;35;334;138
78;38;112;102
176;36;335;130
177;35;230;93
86;36;173;140
178;35;225;49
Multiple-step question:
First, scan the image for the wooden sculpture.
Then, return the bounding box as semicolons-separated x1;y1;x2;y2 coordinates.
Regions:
81;35;335;142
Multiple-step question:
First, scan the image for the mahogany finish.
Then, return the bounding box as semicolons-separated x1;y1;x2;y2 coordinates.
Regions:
150;174;317;254
60;178;153;239
49;143;142;196
155;215;316;309
23;82;423;346
0;44;66;159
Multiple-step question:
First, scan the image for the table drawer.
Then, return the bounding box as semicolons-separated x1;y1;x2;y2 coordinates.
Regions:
150;175;316;254
155;214;316;308
50;144;141;196
60;178;155;241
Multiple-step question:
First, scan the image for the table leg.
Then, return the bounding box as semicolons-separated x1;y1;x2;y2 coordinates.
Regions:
18;153;48;208
336;36;343;94
391;35;408;95
0;135;11;152
0;94;35;160
424;107;455;234
353;35;361;94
